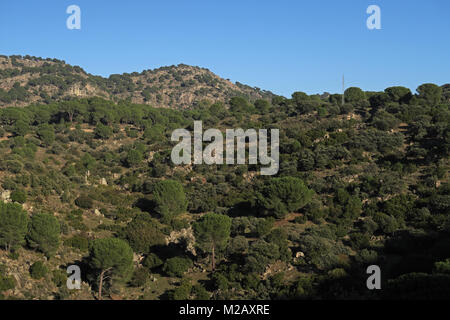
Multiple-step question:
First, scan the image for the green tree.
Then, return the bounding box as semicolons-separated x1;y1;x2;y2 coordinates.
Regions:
27;213;60;257
384;86;412;103
193;213;232;271
344;87;365;104
13;120;29;136
10;190;27;204
153;180;187;223
30;261;48;279
125;149;143;167
170;278;193;300
257;177;313;219
94;123;113;140
89;238;134;300
163;257;193;277
0;202;28;252
37;124;55;146
121;214;165;254
417;83;442;105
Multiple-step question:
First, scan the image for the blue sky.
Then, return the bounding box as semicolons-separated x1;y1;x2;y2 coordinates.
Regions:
0;0;449;97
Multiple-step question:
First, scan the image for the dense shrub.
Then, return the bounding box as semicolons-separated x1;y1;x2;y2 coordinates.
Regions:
30;261;48;279
163;257;193;277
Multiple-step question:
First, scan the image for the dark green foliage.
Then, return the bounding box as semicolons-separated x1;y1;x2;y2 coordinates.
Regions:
344;87;365;104
37;124;55;146
64;235;89;251
417;83;442;105
385;273;450;299
193;213;232;270
89;238;134;275
152;180;187;223
10;190;27;204
163;257;193;277
143;253;163;270
75;195;93;209
434;259;450;274
0;202;28;251
89;238;134;299
52;269;67;287
170;279;193;300
120;214;165;254
30;261;48;279
385;86;412;103
0;273;16;292
27;213;60;257
94;123;113;140
130;267;150;287
257;177;313;218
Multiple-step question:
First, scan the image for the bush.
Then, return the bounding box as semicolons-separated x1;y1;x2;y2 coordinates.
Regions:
27;213;61;257
52;269;67;287
170;279;192;300
120;214;166;254
130;267;150;287
30;261;48;279
6;160;23;174
10;190;27;204
143;253;163;270
75;195;93;209
64;235;89;251
153;180;187;223
163;257;193;277
94;123;113;140
0;274;15;292
257;177;313;219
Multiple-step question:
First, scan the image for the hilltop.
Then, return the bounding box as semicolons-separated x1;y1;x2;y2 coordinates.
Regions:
0;55;274;109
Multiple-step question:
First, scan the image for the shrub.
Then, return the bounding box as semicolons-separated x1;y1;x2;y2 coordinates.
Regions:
163;257;193;277
30;261;48;279
257;177;313;219
10;190;27;204
64;235;89;251
130;267;150;287
52;269;67;287
170;279;193;300
27;213;61;257
153;180;187;223
75;195;93;209
0;274;16;292
143;253;163;271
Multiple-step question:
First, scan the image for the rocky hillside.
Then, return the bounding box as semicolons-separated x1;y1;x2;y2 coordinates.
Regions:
0;55;274;109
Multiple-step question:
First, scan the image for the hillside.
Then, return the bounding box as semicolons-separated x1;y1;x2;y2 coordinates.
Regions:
0;56;449;301
0;55;274;109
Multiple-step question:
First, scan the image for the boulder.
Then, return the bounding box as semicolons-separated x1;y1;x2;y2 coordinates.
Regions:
1;190;11;201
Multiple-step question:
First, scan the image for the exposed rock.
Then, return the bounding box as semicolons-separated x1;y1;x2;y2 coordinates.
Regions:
295;251;305;258
99;178;108;186
1;190;11;201
166;227;197;256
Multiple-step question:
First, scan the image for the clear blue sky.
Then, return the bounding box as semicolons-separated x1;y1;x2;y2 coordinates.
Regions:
0;0;449;97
